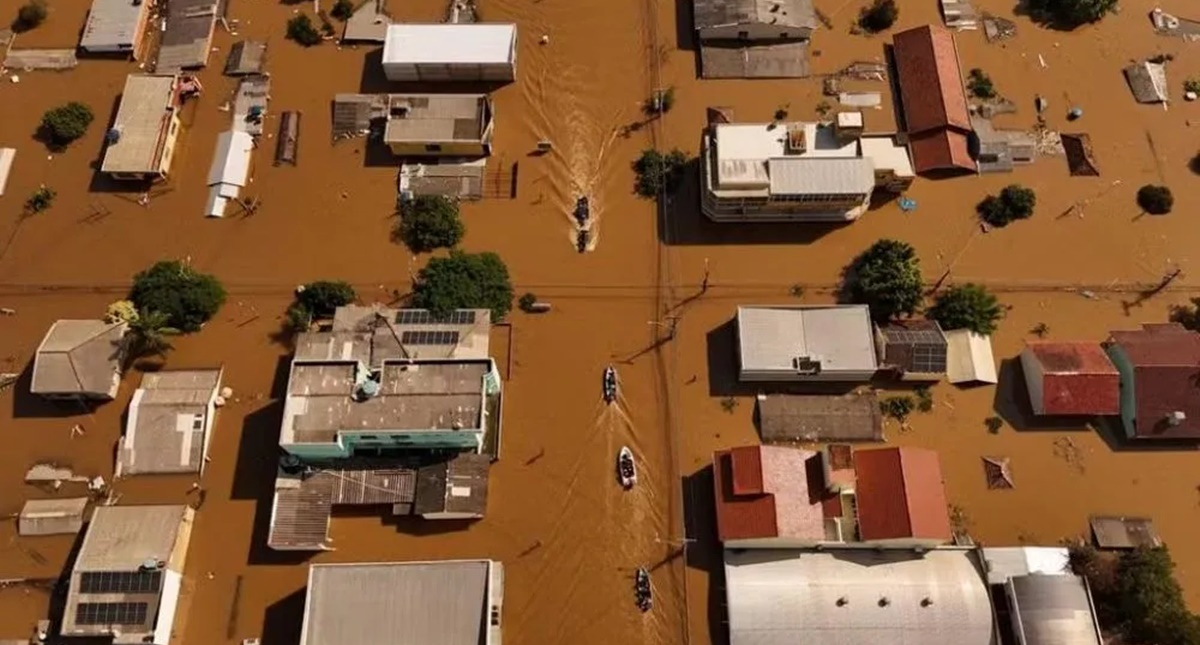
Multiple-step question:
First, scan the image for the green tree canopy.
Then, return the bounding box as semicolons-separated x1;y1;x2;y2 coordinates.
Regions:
13;0;47;32
296;280;356;319
125;309;180;360
41;102;94;146
397;196;465;253
926;283;1004;335
286;14;322;46
1025;0;1117;28
977;184;1036;227
412;251;514;320
330;0;354;20
633;149;688;198
129;261;227;332
858;0;899;32
1137;184;1173;215
845;239;923;321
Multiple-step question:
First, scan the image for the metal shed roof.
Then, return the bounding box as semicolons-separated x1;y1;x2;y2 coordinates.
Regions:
382;24;516;64
1008;574;1103;645
80;0;148;49
206;130;253;187
767;157;875;196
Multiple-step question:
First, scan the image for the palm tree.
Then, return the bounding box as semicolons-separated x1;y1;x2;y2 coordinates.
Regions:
125;309;180;360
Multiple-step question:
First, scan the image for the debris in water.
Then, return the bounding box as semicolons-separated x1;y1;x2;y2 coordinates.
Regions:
983;14;1017;41
25;464;89;484
1079;290;1098;300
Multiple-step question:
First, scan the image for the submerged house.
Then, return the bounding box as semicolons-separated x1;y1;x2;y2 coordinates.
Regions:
101;74;183;182
982;547;1104;645
383;95;495;157
874;320;949;381
1019;342;1119;416
736;305;878;381
117;369;224;476
205;130;254;217
79;0;155;59
891;25;976;174
1104;323;1200;440
31;320;127;401
692;0;817;78
700;114;914;222
381;24;517;83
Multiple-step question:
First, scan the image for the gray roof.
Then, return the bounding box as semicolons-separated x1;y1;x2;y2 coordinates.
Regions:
694;0;816;31
155;0;218;72
31;320;127;397
737;305;878;375
224;40;266;75
383;95;490;144
101;74;178;175
414;453;490;516
118;369;223;475
724;548;996;645
1008;575;1102;645
1123;61;1168;103
80;0;149;49
73;505;190;571
269;464;417;550
301;560;491;645
399;161;486;200
756;392;883;442
981;547;1069;585
19;498;89;536
768;157;875;196
343;0;392;42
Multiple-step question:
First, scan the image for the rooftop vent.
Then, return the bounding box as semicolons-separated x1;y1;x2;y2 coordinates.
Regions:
793;356;822;375
1168;410;1187;426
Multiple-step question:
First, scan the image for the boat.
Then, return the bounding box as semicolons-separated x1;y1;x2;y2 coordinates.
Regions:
635;567;652;612
576;229;589;253
617;446;637;489
603;366;618;404
574;196;590;226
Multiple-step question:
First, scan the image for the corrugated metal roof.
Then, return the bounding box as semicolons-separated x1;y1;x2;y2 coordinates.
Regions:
853;447;951;541
155;0;218;72
945;330;997;384
1008;575;1103;645
737;305;878;375
80;0;149;49
693;0;816;31
382;24;516;65
31;320;127;397
206;130;253;187
767;157;874;196
757;392;883;442
982;547;1070;585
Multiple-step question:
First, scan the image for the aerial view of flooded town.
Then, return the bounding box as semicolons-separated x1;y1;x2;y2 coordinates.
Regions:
3;0;1200;641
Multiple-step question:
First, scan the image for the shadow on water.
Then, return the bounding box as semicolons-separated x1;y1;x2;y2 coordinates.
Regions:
9;360;101;419
682;465;729;645
260;588;306;645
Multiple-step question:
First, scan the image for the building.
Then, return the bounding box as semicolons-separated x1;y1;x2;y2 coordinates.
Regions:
736;305;878;381
891;25;976;174
101;75;183;181
117;369;224;476
693;0;816;41
946;329;998;384
982;547;1103;645
700;117;914;222
79;0;154;59
853;447;952;545
383;95;494;157
755;392;883;443
381;24;517;83
31;320;127;401
874;320;949;381
60;505;195;644
713;445;827;547
1104;323;1200;440
18;498;89;536
299;560;503;645
205;130;254;218
1019;342;1119;416
724;548;997;645
156;0;218;72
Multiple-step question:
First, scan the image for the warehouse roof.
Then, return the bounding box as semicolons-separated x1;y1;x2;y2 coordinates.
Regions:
382;24;516;64
737;305;877;375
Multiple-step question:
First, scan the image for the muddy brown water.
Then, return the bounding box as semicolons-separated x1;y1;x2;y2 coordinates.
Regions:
3;0;1200;642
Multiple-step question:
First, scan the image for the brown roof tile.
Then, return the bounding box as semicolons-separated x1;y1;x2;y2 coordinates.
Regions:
1108;324;1200;438
1025;342;1120;415
907;129;975;174
892;25;971;133
853;447;951;541
712;446;826;542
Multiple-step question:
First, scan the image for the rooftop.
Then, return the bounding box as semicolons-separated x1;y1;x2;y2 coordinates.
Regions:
1023;342;1119;416
724;548;996;645
80;0;148;49
693;0;816;31
1008;575;1103;645
31;320;126;397
382;23;516;64
945;329;998;384
19;498;89;537
156;0;217;73
414;453;490;516
224;40;267;76
981;546;1070;585
102;75;179;175
118;369;223;475
1106;323;1200;439
891;25;976;173
301;560;492;645
308;305;492;361
382;95;490;144
876;320;949;374
756;392;883;442
737;305;878;376
713;445;826;542
711;122;859;190
852;447;952;542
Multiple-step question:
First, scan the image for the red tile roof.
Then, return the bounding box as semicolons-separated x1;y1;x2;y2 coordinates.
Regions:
892;25;972;134
853;447;951;541
1025;342;1120;415
712;445;826;542
907;129;975;174
1107;324;1200;439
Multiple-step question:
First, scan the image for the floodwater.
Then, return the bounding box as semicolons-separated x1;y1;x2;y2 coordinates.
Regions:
3;0;1200;641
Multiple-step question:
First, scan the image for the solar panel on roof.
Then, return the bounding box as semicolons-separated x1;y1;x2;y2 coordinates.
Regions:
394;310;477;325
911;345;948;373
400;330;460;345
75;602;149;626
80;571;163;594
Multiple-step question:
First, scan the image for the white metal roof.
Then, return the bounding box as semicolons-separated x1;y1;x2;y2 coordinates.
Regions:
80;0;148;49
860;135;915;178
382;24;516;64
206;130;253;187
737;305;877;374
724;548;996;645
982;547;1070;585
767;157;875;196
945;329;998;384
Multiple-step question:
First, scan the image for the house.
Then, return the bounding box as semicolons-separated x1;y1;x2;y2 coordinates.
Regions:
343;0;392;42
724;548;998;645
299;560;503;645
382;95;494;157
31;320;127;401
1123;61;1168;104
381;24;517;83
982;547;1103;645
60;505;195;644
156;0;218;73
713;445;828;547
1019;342;1119;416
79;0;154;59
853;447;952;545
736;305;878;381
891;25;976;174
946;329;998;384
755;392;883;442
101;75;183;181
18;498;89;537
1104;323;1200;439
874;320;949;381
700;117;913;222
205;130;254;218
117;369;224;476
224;40;267;76
693;0;817;41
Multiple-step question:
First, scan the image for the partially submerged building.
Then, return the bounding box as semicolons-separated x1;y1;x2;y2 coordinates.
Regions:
982;547;1103;645
224;40;267;76
299;560;503;645
736;305;878;381
383;95;494;157
381;24;517;83
79;0;155;59
692;0;817;78
155;0;218;73
102;75;183;182
1123;61;1169;103
19;498;89;536
31;320;127;401
1019;342;1119;416
891;25;977;174
1104;323;1200;440
755;391;883;442
117;369;224;476
60;505;194;645
945;329;998;384
205;130;254;218
874;320;949;381
700;116;914;222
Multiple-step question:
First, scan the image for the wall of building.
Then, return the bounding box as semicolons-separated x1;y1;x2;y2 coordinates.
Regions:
698;23;813;41
382;62;515;83
487;560;504;645
738;367;877;383
1018;349;1047;416
386;140;488;157
152;570;183;645
156;112;182;179
1104;345;1138;438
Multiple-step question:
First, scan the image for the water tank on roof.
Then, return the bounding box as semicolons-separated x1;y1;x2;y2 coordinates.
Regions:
354;378;380;402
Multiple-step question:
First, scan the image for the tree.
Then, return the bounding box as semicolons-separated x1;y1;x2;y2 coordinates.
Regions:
967;68;996;99
1170;298;1200;331
858;0;898;33
1024;0;1117;28
518;292;538;312
845;239;923;321
1071;544;1200;645
397;196;465;252
41;102;94;146
330;0;355;20
24;186;55;214
927;283;1004;335
977;184;1036;227
633;148;688;198
1137;184;1173;215
129;261;227;332
412;251;514;320
125;309;181;360
644;87;675;116
286;14;322;46
296;280;356;319
13;0;47;32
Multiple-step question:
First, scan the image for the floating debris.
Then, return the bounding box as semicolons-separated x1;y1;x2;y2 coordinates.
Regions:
983;14;1017;42
1150;8;1200;41
25;463;89;484
1061;133;1100;176
838;61;887;81
838;92;881;108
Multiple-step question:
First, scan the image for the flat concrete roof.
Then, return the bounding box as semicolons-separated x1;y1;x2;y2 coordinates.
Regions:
119;369;222;475
382;23;516;64
860;135;915;178
738;305;877;374
383;95;489;144
80;0;148;49
102;75;177;175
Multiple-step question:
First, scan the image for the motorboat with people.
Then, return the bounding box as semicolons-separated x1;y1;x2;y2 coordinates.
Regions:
603;365;618;404
574;196;590;226
635;567;652;612
617;446;637;490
